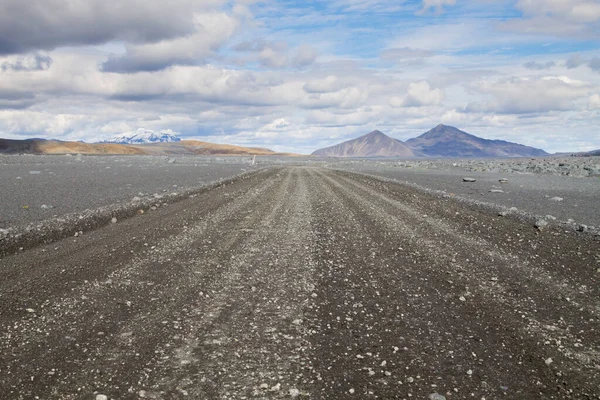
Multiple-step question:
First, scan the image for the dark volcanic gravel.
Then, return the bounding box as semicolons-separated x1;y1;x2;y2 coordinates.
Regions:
0;154;258;229
0;166;599;399
333;160;600;229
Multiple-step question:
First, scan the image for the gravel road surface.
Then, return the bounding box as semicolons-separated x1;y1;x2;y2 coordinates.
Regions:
1;166;599;399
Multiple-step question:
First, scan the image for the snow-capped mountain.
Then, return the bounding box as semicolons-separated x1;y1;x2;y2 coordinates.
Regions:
102;128;181;144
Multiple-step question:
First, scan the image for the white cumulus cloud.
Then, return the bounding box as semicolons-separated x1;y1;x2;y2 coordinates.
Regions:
389;81;443;108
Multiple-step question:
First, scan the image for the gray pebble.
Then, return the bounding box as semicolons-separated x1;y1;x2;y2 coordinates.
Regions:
535;219;548;230
429;393;447;400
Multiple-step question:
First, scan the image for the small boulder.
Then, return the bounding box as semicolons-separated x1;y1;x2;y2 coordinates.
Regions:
429;394;447;400
535;219;548;230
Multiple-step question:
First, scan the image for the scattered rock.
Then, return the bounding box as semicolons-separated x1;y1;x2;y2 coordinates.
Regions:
535;219;548;230
463;177;476;182
289;388;300;397
429;394;447;400
545;357;553;365
499;178;508;183
111;217;118;223
138;390;160;398
489;189;504;193
269;383;281;392
549;197;564;202
95;395;108;400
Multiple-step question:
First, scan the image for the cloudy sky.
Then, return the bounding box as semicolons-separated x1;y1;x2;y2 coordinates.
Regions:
0;0;599;153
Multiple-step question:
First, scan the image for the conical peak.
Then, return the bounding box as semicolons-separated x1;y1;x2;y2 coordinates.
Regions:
421;124;464;138
365;130;386;137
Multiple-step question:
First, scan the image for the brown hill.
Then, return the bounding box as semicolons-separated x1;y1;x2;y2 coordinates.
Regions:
0;139;146;155
312;130;423;158
0;138;290;156
131;140;279;156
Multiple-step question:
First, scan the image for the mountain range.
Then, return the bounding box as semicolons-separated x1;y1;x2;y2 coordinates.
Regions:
101;128;181;144
0;138;290;156
0;124;561;158
312;124;548;158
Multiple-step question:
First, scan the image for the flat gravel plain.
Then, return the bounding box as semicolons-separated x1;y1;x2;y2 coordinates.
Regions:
2;155;599;234
0;167;599;399
333;159;600;229
0;154;257;229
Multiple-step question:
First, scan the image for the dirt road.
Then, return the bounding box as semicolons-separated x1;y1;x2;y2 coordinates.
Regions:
1;167;599;399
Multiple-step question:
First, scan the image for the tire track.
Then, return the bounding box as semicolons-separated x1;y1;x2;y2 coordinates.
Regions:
0;168;288;399
307;168;599;399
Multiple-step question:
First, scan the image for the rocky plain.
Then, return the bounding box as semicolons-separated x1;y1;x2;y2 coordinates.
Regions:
340;156;600;178
0;154;599;399
326;155;600;234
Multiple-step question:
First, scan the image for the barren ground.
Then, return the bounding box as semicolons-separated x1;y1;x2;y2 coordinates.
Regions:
1;166;599;399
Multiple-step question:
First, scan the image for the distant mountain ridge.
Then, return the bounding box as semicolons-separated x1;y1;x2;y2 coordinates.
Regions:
405;124;548;158
571;149;600;157
311;130;422;157
312;125;548;158
102;128;181;144
0;138;291;156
